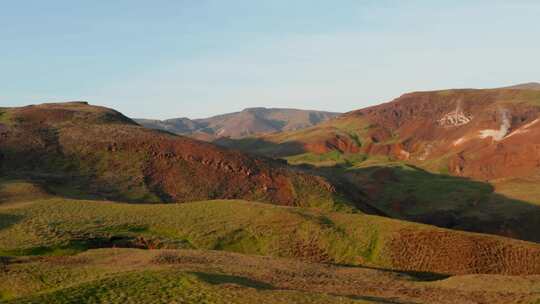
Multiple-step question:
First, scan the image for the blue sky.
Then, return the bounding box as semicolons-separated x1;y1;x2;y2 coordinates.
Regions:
1;1;539;119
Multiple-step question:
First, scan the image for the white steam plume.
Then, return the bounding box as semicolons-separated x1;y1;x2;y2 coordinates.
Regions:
479;108;511;141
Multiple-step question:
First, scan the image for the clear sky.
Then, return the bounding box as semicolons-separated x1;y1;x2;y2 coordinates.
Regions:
1;1;539;119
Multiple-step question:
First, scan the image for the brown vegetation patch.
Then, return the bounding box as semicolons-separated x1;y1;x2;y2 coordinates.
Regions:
388;228;540;275
287;234;332;263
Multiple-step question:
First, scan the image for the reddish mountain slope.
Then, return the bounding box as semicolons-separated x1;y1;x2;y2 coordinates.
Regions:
342;89;539;180
0;102;341;207
353;89;540;180
244;88;540;181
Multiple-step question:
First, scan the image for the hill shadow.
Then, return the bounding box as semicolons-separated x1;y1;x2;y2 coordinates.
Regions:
214;137;306;158
344;295;418;304
192;272;276;290
293;161;540;243
0;214;23;233
180;137;540;243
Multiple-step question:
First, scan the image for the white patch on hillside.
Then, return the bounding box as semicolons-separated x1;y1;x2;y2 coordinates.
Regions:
437;102;472;127
504;118;540;139
399;149;410;159
417;143;433;161
452;137;467;146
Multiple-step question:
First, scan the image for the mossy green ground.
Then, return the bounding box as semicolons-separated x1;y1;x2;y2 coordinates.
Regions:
286;151;368;167
493;174;540;207
5;270;370;304
0;108;13;125
0;197;403;267
1;248;538;304
1;182;539;303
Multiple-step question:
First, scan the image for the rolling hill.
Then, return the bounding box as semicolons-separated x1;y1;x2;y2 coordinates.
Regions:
0;179;539;303
0;102;344;209
4;247;540;303
136;107;339;141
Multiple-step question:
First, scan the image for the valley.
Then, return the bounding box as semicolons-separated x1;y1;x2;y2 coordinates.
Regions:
1;86;540;303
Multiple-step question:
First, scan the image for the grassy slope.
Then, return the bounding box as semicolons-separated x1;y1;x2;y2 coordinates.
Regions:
0;197;397;266
5;270;369;304
1;248;538;304
492;173;540;206
285;151;369;167
3;271;370;304
1;184;539;276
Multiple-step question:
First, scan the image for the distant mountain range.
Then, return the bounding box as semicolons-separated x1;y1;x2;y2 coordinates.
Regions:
135;107;340;140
